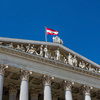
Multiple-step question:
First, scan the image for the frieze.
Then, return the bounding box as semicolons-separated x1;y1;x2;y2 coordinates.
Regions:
0;43;100;77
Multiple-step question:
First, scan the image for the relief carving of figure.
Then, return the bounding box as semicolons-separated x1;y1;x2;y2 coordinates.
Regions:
54;48;60;60
79;61;86;69
16;45;21;50
96;68;100;73
7;43;14;48
28;45;35;54
0;42;3;45
44;46;51;58
72;55;77;67
26;44;31;53
39;45;43;57
27;45;38;55
87;64;95;72
67;53;73;65
20;44;25;52
64;57;67;64
16;44;25;51
44;46;48;58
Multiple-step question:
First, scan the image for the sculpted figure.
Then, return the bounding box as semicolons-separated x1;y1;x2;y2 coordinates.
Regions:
28;45;35;54
44;45;51;58
53;36;63;45
0;42;3;45
54;48;60;60
60;39;63;45
44;46;48;58
20;44;25;52
7;43;14;48
26;44;31;53
87;64;95;72
16;45;21;50
79;61;86;69
72;55;77;67
67;53;73;65
96;68;100;73
39;45;43;57
64;57;67;64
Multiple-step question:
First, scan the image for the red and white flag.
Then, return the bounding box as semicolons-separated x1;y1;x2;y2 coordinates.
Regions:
46;27;58;35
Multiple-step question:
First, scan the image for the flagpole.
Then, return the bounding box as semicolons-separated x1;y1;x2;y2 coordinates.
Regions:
45;25;47;42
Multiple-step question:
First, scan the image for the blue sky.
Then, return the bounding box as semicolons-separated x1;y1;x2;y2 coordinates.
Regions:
0;0;100;64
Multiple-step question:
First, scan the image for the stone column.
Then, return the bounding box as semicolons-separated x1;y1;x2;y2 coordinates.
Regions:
9;83;17;100
0;64;8;100
63;80;74;100
83;85;92;100
43;75;54;100
19;69;32;100
30;88;38;100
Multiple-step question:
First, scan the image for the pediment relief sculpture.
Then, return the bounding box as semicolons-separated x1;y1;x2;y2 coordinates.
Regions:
0;42;99;74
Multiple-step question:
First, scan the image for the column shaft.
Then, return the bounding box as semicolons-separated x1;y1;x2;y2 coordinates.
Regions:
19;80;28;100
0;75;4;100
44;85;52;100
85;95;91;100
65;90;72;100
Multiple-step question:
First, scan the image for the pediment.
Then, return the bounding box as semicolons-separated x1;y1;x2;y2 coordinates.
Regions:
0;37;100;75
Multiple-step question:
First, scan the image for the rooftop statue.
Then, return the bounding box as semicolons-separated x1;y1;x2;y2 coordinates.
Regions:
53;36;63;45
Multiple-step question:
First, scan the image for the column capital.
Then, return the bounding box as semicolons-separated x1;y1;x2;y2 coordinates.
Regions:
9;83;17;94
20;69;32;81
43;75;54;86
63;80;74;91
0;64;8;75
83;85;93;96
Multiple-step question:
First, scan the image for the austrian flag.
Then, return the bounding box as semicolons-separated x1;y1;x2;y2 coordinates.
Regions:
46;27;58;35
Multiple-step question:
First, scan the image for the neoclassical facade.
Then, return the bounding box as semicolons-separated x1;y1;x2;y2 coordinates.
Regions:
0;37;100;100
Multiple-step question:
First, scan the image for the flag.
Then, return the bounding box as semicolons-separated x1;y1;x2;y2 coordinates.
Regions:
46;27;58;35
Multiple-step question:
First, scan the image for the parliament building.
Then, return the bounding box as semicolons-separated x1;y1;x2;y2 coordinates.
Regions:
0;37;100;100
